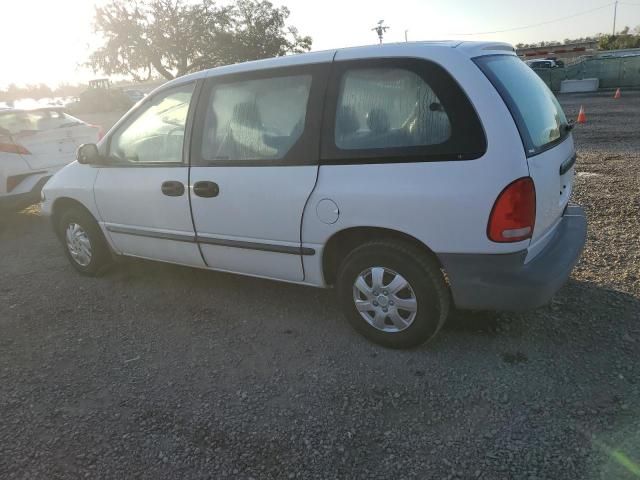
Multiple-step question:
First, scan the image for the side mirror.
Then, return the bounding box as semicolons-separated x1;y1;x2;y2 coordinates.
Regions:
76;143;101;165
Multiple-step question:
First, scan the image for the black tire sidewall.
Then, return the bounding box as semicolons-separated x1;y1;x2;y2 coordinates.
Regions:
337;245;446;349
58;209;109;276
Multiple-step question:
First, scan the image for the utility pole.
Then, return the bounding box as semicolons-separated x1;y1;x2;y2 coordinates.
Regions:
405;30;409;42
613;0;618;36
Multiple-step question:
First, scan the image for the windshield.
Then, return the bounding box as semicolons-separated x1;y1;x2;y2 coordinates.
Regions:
474;55;569;156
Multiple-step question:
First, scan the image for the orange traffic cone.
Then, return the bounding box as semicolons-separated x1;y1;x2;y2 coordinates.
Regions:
577;106;587;124
614;88;621;99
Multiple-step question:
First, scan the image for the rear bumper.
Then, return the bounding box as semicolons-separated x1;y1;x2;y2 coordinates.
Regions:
438;205;587;311
0;176;50;211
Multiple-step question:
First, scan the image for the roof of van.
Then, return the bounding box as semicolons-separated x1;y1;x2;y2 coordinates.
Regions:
159;40;515;91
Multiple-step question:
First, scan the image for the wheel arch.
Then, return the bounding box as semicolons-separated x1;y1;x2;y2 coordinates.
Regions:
51;197;99;239
321;226;443;286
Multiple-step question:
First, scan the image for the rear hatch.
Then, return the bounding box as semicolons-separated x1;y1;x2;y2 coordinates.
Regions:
474;55;574;241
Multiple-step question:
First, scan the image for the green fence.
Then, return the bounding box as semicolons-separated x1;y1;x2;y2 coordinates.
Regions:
534;55;640;92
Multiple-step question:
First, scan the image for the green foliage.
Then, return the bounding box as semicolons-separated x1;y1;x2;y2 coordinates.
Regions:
516;26;640;51
68;88;133;114
598;26;640;50
87;0;313;81
516;37;598;49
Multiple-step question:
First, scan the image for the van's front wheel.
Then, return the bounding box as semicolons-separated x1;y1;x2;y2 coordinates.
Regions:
336;241;450;349
58;208;112;276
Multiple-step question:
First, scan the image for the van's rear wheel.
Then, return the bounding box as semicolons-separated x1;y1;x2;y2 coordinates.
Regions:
336;241;450;349
58;208;111;276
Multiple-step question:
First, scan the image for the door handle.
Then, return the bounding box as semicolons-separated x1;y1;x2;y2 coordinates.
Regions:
161;180;185;197
193;181;220;198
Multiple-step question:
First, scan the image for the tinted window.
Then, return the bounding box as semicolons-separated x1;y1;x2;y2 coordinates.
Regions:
321;58;486;164
475;55;569;156
201;75;312;162
529;61;551;69
335;68;451;150
109;83;194;164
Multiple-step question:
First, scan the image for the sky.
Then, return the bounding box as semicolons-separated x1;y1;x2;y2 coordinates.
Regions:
1;0;639;88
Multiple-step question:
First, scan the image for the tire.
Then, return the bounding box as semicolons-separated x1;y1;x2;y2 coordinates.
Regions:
57;207;112;276
336;240;450;349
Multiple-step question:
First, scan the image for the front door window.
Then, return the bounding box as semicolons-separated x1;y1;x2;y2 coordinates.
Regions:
109;84;194;164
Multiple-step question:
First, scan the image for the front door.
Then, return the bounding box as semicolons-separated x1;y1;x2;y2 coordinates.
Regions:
189;65;328;281
94;82;204;267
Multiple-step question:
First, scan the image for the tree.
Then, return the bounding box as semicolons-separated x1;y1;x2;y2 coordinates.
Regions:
87;0;312;81
515;36;601;49
598;26;640;50
54;83;87;98
0;83;54;102
515;26;640;51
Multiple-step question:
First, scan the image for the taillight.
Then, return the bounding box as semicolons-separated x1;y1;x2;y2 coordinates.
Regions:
0;142;30;155
488;177;536;243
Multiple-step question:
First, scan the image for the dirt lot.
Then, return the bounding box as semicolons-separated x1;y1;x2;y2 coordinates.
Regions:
1;92;639;479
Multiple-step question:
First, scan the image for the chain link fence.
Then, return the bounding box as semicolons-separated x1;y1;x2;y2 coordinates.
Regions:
534;55;640;92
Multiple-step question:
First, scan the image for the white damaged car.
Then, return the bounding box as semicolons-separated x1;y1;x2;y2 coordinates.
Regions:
0;107;102;212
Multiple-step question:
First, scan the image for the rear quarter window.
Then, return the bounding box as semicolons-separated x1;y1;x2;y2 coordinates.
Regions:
321;58;486;164
474;55;570;156
335;68;451;150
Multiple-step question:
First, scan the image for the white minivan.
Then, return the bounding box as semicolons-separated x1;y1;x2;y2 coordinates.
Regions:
42;41;587;348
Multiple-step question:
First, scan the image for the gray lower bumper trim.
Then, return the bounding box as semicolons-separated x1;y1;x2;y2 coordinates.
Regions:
438;205;587;311
198;236;315;256
105;225;315;256
106;224;196;243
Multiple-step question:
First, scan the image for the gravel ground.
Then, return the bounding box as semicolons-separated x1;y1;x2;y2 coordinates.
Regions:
1;91;639;479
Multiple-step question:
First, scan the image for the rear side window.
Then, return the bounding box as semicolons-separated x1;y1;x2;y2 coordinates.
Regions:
200;75;312;162
0;112;34;134
335;68;451;150
321;58;486;164
475;55;569;156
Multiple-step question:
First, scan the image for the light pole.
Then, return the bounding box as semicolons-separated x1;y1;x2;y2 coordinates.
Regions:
612;0;618;36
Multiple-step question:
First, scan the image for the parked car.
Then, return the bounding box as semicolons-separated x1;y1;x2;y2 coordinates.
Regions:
41;41;587;348
124;89;145;104
0;107;102;212
525;59;560;69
